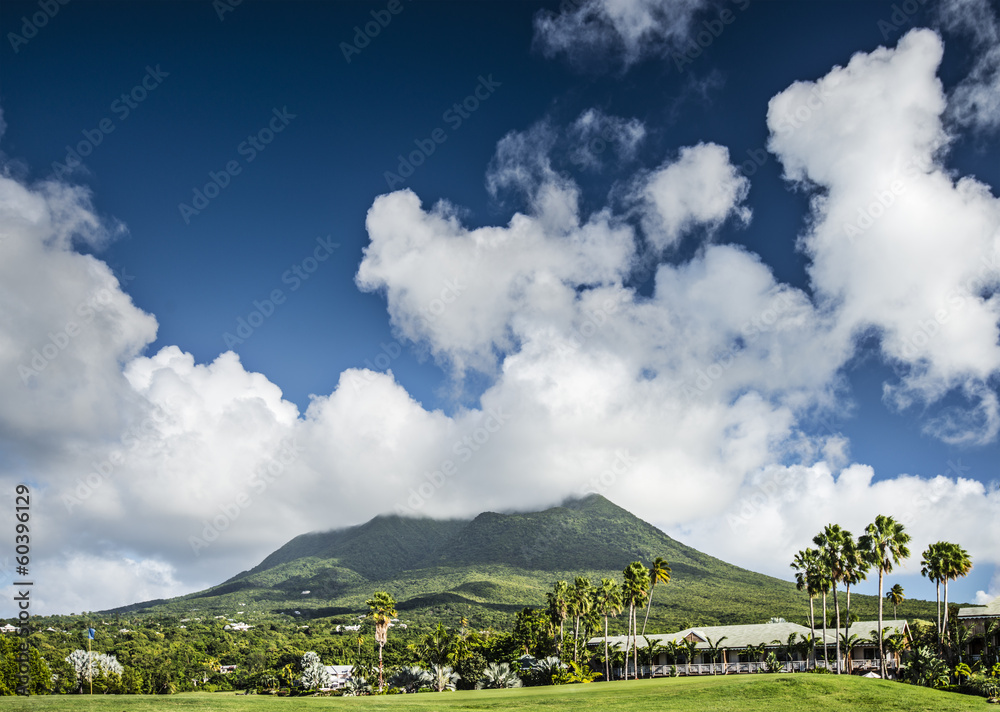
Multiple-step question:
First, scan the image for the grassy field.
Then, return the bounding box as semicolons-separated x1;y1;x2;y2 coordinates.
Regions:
0;675;990;712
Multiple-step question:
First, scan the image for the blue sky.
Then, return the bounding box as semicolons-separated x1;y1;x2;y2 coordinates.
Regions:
1;0;998;615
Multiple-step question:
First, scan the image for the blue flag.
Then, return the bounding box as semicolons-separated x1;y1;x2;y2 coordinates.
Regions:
88;628;95;639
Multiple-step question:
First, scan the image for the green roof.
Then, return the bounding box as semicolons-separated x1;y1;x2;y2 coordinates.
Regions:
958;597;1000;619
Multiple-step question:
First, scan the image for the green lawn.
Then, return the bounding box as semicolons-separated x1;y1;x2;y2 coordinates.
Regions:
0;675;991;712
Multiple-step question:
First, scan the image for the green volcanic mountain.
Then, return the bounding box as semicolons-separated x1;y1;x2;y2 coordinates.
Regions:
109;495;936;630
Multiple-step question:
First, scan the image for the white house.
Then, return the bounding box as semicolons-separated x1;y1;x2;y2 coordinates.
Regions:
321;665;353;690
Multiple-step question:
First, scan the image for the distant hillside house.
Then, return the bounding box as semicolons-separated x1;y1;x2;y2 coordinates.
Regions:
224;622;252;632
588;620;909;677
959;597;1000;660
0;624;17;633
219;665;237;674
321;665;353;690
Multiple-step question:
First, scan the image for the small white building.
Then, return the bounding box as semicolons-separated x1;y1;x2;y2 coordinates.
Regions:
224;622;253;632
321;665;353;690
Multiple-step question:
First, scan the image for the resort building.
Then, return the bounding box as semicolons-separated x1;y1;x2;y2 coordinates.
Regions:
958;597;1000;660
588;619;909;677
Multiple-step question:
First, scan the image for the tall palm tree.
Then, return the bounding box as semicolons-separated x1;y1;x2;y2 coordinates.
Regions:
940;543;972;640
623;561;650;680
640;557;671;636
791;548;821;644
547;581;570;658
814;558;833;669
841;540;869;636
366;591;397;691
921;543;946;642
593;578;622;683
859;514;911;678
569;577;594;662
886;584;905;620
814;524;853;674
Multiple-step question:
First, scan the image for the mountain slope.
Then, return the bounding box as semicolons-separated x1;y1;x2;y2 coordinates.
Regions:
108;494;938;630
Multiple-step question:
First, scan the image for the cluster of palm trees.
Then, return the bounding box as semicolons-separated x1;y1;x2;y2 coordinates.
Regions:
546;557;671;683
790;515;973;678
920;541;974;643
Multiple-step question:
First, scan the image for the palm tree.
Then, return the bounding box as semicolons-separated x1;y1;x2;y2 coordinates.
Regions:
622;561;650;680
412;622;452;666
885;630;906;672
683;638;699;675
814;524;853;673
887;584;905;620
477;662;522;689
744;643;767;671
705;635;728;675
429;664;461;692
815;558;833;669
772;632;798;668
365;591;397;691
839;632;862;672
921;543;947;642
646;639;668;678
791;548;821;644
950;623;974;665
859;514;911;678
593;578;622;683
841;540;869;636
547;581;570;659
640;557;671;636
569;577;594;662
796;633;817;671
940;543;972;640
